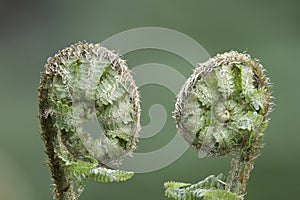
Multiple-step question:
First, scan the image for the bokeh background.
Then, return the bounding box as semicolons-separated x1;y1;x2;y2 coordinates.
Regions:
0;0;299;199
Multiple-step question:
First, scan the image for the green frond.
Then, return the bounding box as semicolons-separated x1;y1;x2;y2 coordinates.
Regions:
240;65;255;96
95;67;125;105
58;154;134;186
216;65;235;99
164;181;191;189
164;175;238;200
90;167;134;183
202;190;239;200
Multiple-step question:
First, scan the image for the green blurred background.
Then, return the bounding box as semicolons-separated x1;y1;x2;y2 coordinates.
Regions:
0;0;299;199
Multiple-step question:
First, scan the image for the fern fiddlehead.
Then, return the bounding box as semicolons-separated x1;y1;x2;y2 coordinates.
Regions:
38;42;140;200
164;51;272;200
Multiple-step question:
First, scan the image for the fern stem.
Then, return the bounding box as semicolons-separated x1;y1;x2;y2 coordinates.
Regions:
39;75;78;200
226;135;263;199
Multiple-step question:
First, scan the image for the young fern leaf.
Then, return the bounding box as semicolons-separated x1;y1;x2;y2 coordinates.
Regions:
165;51;272;200
164;175;238;200
58;154;133;184
39;42;140;200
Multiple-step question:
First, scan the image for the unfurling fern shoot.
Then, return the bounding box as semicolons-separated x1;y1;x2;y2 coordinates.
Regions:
38;42;140;200
164;51;272;200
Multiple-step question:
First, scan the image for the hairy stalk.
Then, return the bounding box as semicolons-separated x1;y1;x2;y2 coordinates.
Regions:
225;134;263;196
39;42;140;200
164;51;272;200
39;80;77;199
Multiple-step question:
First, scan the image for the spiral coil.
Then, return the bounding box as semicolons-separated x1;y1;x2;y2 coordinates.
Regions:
39;42;140;199
175;51;271;157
